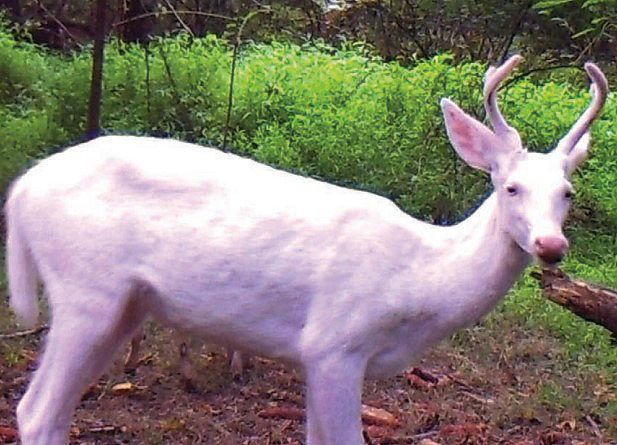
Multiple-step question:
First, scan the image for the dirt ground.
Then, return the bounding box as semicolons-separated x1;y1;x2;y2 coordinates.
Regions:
1;317;616;445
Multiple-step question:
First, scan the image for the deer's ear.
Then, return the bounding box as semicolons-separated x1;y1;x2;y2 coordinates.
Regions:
441;99;501;173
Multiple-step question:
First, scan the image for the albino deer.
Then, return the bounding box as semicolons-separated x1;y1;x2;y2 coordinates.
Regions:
6;56;607;445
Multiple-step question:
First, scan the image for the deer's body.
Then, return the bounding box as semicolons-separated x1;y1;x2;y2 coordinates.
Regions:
12;137;523;373
7;57;607;445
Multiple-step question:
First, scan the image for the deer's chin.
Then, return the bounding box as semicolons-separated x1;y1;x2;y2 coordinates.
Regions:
534;255;561;271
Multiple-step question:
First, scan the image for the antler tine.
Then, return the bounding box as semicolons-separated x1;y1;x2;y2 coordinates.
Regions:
555;62;609;155
483;55;523;144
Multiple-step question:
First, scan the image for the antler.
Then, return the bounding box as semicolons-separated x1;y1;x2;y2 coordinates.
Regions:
483;55;523;148
554;62;609;155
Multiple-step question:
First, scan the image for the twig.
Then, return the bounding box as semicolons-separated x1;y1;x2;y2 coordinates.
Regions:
574;21;611;64
89;425;118;434
585;414;602;438
501;64;580;91
36;0;80;44
389;5;430;59
144;43;151;120
223;42;239;151
223;10;263;150
223;33;240;151
372;430;438;444
444;372;473;389
410;367;440;384
411;430;438;440
0;325;49;339
159;46;179;94
95;385;108;402
163;0;194;37
459;389;494;405
250;0;271;10
158;44;193;132
113;10;233;28
499;0;533;65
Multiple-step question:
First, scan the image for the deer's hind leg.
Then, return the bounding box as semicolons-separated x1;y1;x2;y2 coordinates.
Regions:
17;282;149;445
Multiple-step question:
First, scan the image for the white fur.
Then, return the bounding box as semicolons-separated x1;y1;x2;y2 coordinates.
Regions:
6;61;606;445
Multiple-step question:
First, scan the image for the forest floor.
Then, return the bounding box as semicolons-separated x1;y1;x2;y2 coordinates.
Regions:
1;299;617;445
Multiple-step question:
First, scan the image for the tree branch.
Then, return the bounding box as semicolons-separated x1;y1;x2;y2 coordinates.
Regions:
163;0;195;37
499;0;533;65
112;10;233;28
501;64;581;90
36;0;80;44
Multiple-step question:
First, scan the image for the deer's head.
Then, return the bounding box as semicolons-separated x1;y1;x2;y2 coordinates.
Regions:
441;56;608;267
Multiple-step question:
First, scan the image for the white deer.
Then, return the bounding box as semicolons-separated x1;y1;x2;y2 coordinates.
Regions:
6;56;607;445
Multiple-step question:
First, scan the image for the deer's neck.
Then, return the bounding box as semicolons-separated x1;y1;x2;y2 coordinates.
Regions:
416;193;532;326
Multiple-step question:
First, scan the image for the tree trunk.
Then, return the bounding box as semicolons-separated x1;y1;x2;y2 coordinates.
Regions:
531;268;617;336
85;0;107;140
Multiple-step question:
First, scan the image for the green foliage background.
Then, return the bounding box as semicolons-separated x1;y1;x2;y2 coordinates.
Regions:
1;25;615;228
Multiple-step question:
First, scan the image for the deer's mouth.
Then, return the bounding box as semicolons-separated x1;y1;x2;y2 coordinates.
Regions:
535;254;564;271
533;236;568;268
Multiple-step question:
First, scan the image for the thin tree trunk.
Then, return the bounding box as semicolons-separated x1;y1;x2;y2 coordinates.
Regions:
118;0;152;43
85;0;107;140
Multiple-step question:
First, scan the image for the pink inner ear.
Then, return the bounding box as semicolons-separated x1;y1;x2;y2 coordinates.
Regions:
441;98;493;172
449;112;482;162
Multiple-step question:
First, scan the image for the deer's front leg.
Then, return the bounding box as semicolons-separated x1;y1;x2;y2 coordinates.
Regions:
304;352;366;445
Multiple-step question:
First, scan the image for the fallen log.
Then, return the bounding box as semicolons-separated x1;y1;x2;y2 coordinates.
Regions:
531;268;617;336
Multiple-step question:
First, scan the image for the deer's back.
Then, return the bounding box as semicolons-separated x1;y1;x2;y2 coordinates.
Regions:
7;136;432;363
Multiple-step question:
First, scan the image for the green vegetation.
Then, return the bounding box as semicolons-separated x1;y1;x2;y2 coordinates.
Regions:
0;21;616;422
2;25;615;224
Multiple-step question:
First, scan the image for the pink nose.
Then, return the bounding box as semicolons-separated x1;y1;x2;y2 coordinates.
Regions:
534;236;569;264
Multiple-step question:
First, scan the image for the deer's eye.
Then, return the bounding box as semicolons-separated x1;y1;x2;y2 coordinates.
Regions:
505;185;518;196
565;189;575;199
